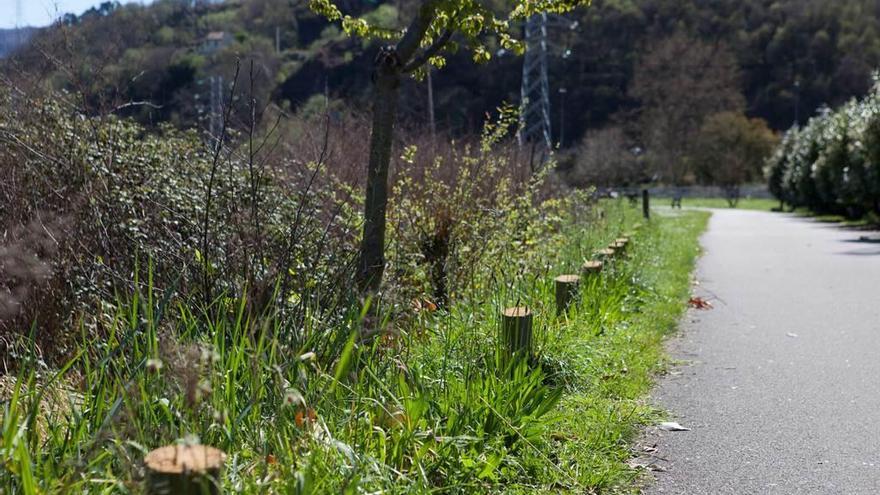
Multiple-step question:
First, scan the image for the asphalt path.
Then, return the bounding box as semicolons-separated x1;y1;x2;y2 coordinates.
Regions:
645;209;880;494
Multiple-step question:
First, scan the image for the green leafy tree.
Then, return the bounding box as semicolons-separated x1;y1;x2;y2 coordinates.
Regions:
630;32;744;185
308;0;588;293
693;112;778;206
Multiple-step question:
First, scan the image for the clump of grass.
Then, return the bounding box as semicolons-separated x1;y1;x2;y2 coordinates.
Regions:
0;203;708;493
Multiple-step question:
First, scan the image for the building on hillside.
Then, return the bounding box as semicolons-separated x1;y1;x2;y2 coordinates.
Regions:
199;31;233;55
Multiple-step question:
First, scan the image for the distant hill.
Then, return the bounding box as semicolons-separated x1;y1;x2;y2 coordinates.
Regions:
6;0;880;144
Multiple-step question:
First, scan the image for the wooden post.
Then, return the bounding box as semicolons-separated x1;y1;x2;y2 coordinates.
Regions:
642;189;650;219
145;444;225;495
501;307;533;360
554;275;580;315
595;247;615;261
581;260;603;276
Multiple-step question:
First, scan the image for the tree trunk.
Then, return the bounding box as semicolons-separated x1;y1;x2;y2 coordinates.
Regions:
354;2;443;293
357;60;401;293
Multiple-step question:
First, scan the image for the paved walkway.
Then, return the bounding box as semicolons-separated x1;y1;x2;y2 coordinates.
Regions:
646;210;880;494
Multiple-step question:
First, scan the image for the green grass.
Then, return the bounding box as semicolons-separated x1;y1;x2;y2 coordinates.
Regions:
527;208;709;493
676;197;779;211
0;203;708;494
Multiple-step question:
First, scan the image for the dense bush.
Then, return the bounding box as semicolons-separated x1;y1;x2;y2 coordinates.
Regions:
0;88;358;362
767;76;880;216
0;82;573;369
0;83;696;493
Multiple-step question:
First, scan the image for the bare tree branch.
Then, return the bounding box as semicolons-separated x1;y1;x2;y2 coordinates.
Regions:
112;100;163;112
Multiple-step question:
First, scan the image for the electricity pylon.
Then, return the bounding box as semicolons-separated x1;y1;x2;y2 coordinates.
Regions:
518;13;578;171
518;13;552;170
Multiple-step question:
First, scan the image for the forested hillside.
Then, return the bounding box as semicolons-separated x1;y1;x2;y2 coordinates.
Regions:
6;0;880;142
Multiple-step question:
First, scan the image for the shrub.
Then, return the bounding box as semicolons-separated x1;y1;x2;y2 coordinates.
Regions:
767;74;880;217
0;88;356;363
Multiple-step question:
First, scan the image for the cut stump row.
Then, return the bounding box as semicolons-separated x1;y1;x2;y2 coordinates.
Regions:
503;230;637;363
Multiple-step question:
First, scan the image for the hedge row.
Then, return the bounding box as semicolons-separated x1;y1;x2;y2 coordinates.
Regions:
766;76;880;216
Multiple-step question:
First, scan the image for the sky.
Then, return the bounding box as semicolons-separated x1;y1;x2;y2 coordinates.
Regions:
0;0;151;29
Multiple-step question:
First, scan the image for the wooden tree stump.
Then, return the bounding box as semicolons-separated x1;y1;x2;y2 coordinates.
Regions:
582;260;603;276
612;238;630;254
595;247;615;261
554;275;580;315
145;444;225;495
501;307;533;360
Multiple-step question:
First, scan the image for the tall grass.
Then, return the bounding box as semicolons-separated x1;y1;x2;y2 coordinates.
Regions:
0;201;708;493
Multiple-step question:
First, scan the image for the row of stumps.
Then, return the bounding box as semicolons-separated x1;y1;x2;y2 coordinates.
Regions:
501;225;640;362
142;224;644;494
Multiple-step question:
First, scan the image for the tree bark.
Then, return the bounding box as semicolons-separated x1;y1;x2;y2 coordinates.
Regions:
356;1;444;294
357;58;401;293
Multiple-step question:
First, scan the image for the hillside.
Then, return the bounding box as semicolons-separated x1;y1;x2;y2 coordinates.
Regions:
5;0;880;144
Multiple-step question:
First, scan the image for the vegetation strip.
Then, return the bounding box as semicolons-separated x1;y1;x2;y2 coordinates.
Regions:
0;203;707;493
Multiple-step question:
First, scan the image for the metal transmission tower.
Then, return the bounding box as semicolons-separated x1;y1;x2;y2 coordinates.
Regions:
519;13;552;169
195;75;224;145
209;75;224;143
518;14;578;170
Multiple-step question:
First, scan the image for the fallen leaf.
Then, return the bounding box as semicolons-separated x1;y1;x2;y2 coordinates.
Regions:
658;421;691;431
688;297;713;310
